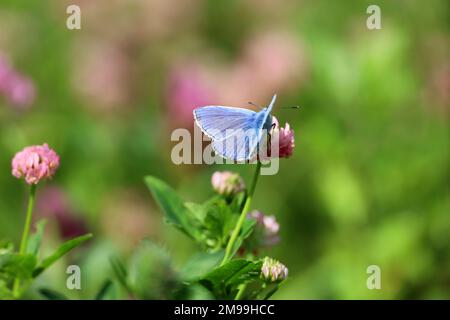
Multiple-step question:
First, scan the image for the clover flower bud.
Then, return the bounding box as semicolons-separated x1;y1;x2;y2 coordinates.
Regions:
261;257;288;282
211;171;245;196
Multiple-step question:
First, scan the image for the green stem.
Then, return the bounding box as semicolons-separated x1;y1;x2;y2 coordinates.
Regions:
235;283;247;300
221;161;261;266
13;184;37;298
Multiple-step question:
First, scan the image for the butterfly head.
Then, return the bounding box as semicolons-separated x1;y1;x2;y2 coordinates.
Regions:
261;94;277;132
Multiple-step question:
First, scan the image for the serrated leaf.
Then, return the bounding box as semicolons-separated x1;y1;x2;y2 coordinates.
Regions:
39;288;68;300
226;259;262;286
27;220;47;256
199;259;262;298
145;176;201;240
184;202;206;221
0;253;37;280
180;250;224;282
33;233;92;278
203;199;237;248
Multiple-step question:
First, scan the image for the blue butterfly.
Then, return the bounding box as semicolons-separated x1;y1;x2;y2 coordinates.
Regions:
193;94;277;161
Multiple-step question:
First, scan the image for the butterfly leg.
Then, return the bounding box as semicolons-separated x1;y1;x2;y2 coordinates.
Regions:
271;122;276;131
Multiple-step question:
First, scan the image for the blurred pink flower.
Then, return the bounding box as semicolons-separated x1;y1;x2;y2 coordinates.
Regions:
428;64;450;117
68;0;201;114
218;31;307;105
0;56;11;91
59;0;197;42
169;30;307;130
242;31;305;90
35;187;88;240
7;73;35;107
211;171;246;196
248;210;280;247
0;55;35;109
12;143;60;185
72;42;131;111
166;64;216;128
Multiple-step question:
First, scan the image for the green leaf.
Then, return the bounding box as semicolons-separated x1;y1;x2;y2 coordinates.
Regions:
229;192;247;214
202;198;237;249
39;288;68;300
0;253;37;280
185;197;244;250
200;259;250;291
145;176;201;240
27;220;47;256
179;250;224;282
199;259;262;298
95;279;115;300
227;261;262;286
238;279;279;300
110;256;129;293
184;202;207;221
33;233;93;278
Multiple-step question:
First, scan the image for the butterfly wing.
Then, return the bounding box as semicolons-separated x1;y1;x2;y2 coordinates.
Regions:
212;127;260;161
195;95;277;161
212;106;274;161
193;106;257;141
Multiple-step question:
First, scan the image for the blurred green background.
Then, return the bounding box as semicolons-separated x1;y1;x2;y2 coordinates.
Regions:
0;0;449;299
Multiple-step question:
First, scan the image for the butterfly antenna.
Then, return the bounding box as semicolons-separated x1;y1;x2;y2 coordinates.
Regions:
280;105;301;110
248;101;263;110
